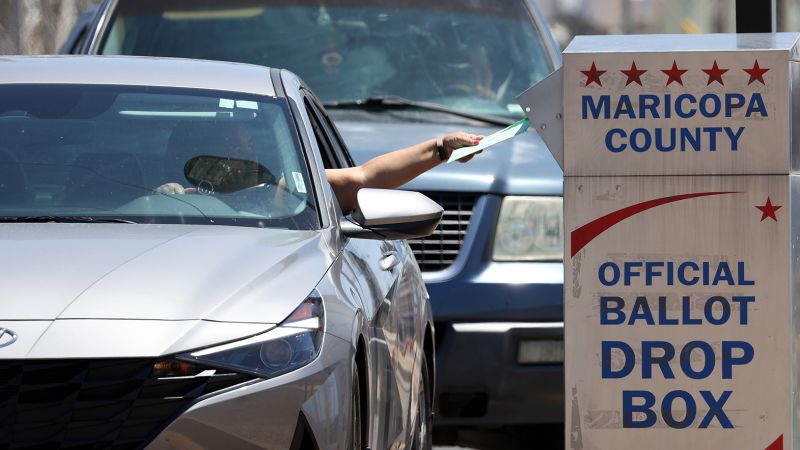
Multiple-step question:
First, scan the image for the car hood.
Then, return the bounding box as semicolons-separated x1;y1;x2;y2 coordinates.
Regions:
0;223;329;323
334;118;563;195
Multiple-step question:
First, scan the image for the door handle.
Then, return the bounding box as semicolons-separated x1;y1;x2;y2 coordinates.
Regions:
379;251;400;271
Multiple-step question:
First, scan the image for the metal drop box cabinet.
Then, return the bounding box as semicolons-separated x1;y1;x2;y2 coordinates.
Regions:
522;33;800;449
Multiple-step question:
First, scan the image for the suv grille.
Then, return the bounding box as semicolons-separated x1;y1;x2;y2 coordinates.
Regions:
407;192;478;272
0;359;255;449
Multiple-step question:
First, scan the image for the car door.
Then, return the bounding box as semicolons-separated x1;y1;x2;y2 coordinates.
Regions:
58;5;99;54
302;92;412;448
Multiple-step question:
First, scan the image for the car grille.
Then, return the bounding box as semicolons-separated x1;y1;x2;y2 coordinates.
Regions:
0;359;255;449
407;192;478;272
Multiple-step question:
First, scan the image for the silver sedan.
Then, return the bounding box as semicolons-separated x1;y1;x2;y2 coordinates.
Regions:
0;56;439;450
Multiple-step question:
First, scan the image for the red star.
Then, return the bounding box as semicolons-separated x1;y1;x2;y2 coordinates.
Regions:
702;60;728;86
581;62;606;87
662;61;687;86
755;197;782;222
743;60;769;85
621;61;647;86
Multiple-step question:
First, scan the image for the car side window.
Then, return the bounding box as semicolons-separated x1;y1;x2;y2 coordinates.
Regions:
316;105;356;168
303;98;338;170
303;93;355;169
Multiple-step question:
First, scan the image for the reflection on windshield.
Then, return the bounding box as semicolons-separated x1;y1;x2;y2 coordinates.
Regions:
0;85;318;229
102;0;553;119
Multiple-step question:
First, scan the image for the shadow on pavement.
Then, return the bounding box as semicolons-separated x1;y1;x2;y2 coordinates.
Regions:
434;423;564;450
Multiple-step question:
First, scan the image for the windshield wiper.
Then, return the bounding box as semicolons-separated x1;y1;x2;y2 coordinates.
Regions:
322;95;514;127
0;216;137;224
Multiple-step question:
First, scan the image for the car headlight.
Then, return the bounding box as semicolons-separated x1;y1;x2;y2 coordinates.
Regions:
179;289;324;378
492;196;563;261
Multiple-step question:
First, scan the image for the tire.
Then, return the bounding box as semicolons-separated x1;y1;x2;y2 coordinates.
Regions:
412;357;433;450
350;366;363;450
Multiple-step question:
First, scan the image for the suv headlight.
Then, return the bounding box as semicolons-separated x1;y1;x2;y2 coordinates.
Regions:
179;290;324;378
493;196;563;261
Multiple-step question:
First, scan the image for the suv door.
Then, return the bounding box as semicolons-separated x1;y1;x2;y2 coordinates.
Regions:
59;5;99;54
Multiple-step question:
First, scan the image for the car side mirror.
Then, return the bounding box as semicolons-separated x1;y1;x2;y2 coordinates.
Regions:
340;188;443;240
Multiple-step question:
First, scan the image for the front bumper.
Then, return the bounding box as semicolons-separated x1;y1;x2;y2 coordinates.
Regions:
424;195;564;426
147;333;352;450
433;320;564;426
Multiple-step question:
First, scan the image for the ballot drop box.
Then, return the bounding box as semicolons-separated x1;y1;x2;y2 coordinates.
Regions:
525;33;800;449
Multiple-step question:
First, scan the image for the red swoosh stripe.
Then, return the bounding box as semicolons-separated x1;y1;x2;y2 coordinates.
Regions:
570;192;738;257
765;435;783;450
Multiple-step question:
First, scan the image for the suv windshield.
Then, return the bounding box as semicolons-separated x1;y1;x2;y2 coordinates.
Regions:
0;84;318;229
100;0;554;119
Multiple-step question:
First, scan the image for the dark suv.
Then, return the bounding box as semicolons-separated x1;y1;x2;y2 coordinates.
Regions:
68;0;565;437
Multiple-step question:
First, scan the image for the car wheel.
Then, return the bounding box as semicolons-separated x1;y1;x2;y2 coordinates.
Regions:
412;357;433;450
350;366;363;450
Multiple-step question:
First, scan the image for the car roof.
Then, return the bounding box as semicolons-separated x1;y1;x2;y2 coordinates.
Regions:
0;55;277;97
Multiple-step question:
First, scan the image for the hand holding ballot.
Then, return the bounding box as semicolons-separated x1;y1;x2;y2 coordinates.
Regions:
447;118;531;163
326;119;530;212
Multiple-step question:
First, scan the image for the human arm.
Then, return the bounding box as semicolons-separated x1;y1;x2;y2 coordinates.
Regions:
326;132;482;213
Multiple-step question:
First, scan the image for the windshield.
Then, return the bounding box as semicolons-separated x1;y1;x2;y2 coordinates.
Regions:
0;84;319;229
101;0;554;119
